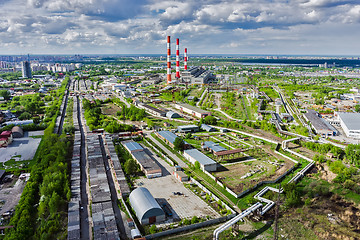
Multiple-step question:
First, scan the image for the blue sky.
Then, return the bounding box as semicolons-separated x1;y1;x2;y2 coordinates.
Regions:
0;0;359;55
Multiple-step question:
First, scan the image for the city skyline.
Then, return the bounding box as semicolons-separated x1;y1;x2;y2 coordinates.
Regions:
1;0;360;55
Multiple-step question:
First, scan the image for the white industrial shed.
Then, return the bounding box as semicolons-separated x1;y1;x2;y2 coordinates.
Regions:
129;187;165;225
183;149;217;172
337;112;360;139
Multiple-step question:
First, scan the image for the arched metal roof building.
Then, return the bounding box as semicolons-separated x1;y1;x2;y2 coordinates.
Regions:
166;111;180;119
129;187;165;225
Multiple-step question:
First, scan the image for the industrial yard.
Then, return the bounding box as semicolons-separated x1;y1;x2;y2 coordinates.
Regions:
134;155;220;222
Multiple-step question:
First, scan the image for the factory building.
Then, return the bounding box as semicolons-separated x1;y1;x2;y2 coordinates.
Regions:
336;112;360;139
129;187;165;225
303;109;338;137
174;103;211;119
183;149;217;172
181;66;215;84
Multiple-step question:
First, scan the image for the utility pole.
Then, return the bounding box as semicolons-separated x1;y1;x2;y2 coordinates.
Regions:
273;183;281;240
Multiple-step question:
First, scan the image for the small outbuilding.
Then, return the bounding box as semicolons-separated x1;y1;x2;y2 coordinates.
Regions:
129;187;165;225
11;126;24;138
200;124;216;132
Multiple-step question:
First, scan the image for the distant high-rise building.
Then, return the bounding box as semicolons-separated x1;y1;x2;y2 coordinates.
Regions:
21;61;32;78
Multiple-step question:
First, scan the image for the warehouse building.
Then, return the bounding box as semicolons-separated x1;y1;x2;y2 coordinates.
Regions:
304;109;338;137
129;187;165;225
174;103;211;119
177;124;199;133
200;124;216;132
336;112;360;139
122;141;144;153
156;131;190;149
183;149;217;172
122;141;162;178
138;104;166;117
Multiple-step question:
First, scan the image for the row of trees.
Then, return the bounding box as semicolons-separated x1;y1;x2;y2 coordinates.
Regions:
6;80;71;239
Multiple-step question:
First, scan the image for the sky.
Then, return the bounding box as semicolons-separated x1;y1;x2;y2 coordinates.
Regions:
0;0;360;55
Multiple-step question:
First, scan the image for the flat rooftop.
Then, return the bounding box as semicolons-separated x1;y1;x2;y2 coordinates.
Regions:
184;149;216;166
122;140;143;152
157;131;178;144
132;151;161;175
304;109;337;133
337;112;360;130
176;103;211;114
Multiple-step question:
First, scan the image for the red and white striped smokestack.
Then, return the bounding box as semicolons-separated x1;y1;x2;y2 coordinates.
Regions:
167;36;171;84
176;38;180;78
184;48;188;70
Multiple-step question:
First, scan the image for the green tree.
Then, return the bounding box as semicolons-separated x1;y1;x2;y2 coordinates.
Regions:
203;115;217;125
0;90;11;100
194;161;200;170
283;183;302;208
173;137;185;152
149;225;157;234
124;159;138;175
25;102;38;115
19;112;32;120
355;105;360;113
63;124;75;134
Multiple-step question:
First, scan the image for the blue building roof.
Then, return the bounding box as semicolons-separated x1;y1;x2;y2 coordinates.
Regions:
184;149;216;166
157;131;178;144
202;141;227;153
122;141;143;152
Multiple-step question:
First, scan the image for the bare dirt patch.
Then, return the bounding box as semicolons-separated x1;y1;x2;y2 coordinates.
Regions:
101;103;121;116
278;194;360;240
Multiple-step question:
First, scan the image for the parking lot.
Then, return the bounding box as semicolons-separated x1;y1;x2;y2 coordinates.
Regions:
134;149;220;222
0;131;42;162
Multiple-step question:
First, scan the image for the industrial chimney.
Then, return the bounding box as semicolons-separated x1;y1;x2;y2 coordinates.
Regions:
184;48;188;70
167;36;171;84
176;38;180;78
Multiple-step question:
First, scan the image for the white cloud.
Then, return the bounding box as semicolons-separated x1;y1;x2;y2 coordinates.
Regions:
0;0;358;54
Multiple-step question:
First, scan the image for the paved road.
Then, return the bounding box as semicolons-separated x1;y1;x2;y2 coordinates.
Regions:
77;97;92;240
